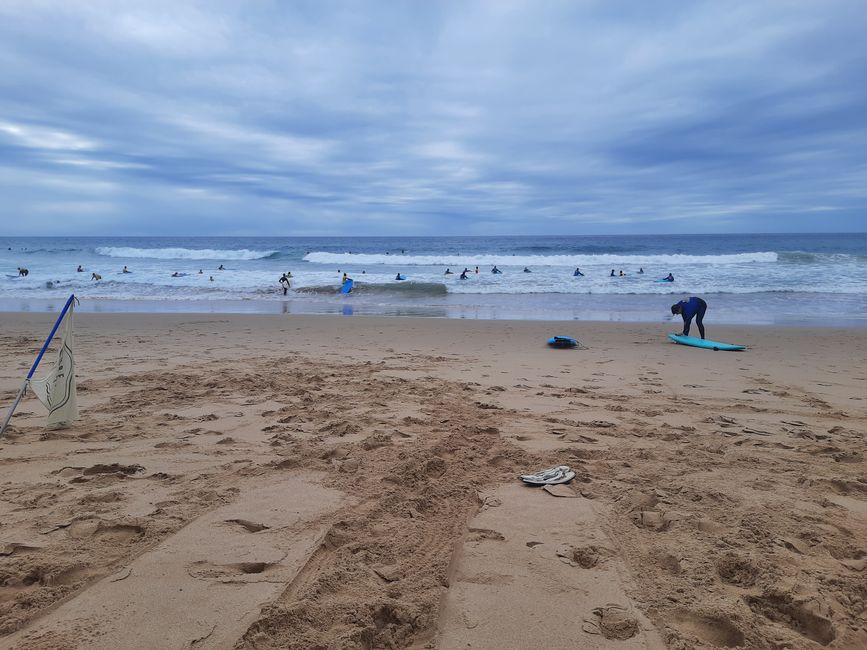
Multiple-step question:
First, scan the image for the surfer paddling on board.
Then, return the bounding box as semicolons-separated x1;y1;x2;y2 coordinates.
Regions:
671;297;707;339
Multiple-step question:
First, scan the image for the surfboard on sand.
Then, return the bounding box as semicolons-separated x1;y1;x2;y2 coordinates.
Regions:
340;278;354;294
668;333;745;351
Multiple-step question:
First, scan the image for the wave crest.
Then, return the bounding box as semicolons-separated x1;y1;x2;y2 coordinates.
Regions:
95;246;277;260
303;251;779;266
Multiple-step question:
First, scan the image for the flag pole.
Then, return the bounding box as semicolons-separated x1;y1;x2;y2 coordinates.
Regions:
0;294;76;437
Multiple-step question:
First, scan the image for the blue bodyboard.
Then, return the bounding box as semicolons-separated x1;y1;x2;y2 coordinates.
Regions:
340;278;354;294
548;336;578;349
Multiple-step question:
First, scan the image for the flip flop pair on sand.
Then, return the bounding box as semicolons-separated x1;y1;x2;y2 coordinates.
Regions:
520;465;575;485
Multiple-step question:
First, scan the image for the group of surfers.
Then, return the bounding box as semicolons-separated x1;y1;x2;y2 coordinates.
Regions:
436;266;674;282
66;264;226;282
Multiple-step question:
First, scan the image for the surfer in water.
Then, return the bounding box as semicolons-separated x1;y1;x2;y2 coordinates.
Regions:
17;267;28;277
671;297;707;339
91;272;101;281
77;265;84;273
523;267;531;273
279;273;290;295
218;264;225;270
610;269;616;277
665;273;674;281
638;268;644;274
492;266;502;274
122;265;131;273
459;269;468;280
444;268;453;275
573;267;583;276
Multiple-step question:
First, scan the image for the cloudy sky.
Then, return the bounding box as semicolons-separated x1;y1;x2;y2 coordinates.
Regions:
1;0;866;236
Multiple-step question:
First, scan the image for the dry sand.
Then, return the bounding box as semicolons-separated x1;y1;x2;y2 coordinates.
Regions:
0;313;864;649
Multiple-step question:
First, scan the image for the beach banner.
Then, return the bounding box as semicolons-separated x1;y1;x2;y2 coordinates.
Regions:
29;301;78;429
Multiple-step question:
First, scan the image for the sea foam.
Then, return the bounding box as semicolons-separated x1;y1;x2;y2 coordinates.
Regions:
303;251;779;266
95;247;277;260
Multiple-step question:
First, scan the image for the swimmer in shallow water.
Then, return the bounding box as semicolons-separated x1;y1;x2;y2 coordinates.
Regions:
122;266;130;273
91;272;101;281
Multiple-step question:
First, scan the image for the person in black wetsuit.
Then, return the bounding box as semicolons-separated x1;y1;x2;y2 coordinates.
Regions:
671;297;707;339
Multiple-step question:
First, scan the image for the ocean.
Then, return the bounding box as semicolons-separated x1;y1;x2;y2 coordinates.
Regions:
2;234;866;325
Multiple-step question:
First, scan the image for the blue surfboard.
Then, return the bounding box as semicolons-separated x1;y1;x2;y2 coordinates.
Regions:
548;336;578;349
655;278;674;283
668;333;745;351
340;278;354;294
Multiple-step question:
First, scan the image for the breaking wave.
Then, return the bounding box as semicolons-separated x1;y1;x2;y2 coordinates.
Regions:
296;281;448;296
303;251;779;266
95;247;278;260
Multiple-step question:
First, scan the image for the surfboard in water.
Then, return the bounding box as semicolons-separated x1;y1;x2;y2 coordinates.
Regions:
668;333;745;351
340;278;354;294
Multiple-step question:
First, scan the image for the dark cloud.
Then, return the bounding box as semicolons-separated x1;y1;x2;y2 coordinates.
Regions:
0;0;865;235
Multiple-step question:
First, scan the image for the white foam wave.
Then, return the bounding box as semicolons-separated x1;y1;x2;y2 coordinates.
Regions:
303;251;779;266
95;246;276;260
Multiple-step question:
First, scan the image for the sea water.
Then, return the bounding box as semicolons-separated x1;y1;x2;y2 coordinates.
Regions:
1;234;866;324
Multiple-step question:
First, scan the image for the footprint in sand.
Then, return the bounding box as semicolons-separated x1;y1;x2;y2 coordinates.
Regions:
745;593;836;645
671;611;745;647
466;528;505;542
582;605;638;640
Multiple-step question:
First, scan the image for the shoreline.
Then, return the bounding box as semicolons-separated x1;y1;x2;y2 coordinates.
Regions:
2;309;867;333
2;291;866;327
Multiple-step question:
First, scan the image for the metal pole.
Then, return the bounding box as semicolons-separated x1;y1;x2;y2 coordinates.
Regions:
0;294;76;437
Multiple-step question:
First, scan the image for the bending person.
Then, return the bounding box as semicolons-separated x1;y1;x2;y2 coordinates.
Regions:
671;297;707;339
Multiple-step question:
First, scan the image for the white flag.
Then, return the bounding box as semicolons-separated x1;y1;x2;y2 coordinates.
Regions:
29;303;78;428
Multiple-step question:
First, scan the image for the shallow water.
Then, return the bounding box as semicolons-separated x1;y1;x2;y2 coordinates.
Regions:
2;234;866;324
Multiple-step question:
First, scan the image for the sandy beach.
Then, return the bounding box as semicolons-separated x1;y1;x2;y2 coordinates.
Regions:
0;312;864;649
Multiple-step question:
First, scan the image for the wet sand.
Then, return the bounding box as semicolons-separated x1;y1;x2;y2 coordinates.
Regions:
0;313;864;649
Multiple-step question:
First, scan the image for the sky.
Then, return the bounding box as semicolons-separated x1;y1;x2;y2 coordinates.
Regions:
1;0;866;236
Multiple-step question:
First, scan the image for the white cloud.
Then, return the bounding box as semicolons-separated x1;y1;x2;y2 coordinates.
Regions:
0;121;96;150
